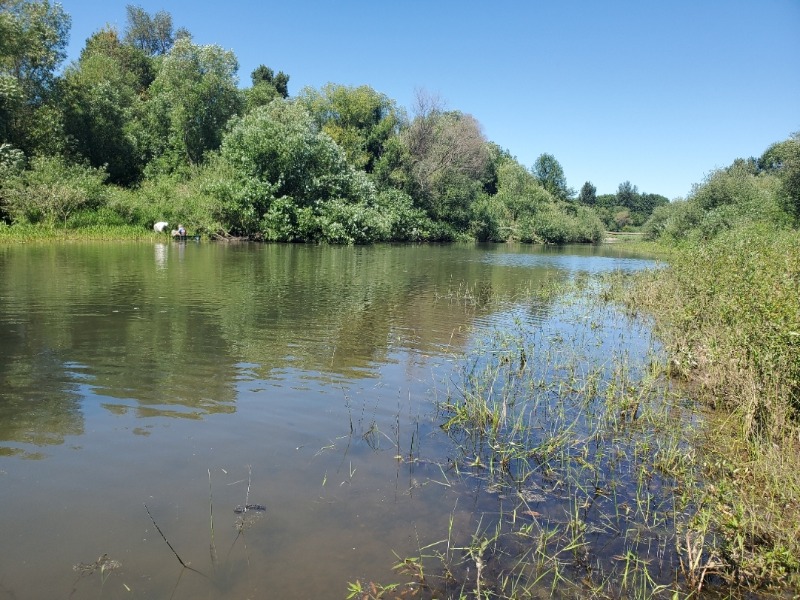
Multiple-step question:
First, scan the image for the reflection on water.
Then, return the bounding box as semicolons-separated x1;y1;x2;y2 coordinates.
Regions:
0;242;657;598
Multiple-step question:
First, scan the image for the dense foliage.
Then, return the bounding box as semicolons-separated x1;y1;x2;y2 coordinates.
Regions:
0;0;644;243
0;2;673;243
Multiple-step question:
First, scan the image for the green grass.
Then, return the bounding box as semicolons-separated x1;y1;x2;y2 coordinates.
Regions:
0;222;184;243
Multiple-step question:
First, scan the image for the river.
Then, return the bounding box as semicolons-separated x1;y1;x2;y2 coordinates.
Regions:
0;241;663;599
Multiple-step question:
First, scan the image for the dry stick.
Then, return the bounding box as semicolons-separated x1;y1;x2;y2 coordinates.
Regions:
144;504;208;579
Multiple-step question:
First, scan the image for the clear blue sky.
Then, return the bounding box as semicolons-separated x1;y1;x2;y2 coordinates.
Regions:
58;0;800;200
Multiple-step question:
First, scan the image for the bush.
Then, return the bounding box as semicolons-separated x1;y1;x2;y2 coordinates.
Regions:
1;156;108;227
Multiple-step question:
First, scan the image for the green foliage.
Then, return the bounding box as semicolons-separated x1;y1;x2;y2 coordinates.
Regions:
471;194;509;242
215;99;393;241
298;83;402;173
517;203;603;244
760;134;800;225
123;5;176;56
61;32;147;184
532;153;573;201
1;155;107;226
646;150;793;243
0;0;70;154
146;38;241;173
577;180;596;206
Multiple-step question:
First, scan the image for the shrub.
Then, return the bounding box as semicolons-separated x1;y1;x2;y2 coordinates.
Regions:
1;156;108;227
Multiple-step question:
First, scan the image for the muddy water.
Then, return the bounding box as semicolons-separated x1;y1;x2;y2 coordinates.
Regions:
0;242;656;599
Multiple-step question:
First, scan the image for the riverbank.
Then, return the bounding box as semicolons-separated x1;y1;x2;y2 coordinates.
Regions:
610;225;800;592
0;223;159;243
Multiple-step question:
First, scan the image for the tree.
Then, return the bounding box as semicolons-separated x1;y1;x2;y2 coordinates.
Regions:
532;153;573;201
298;83;403;172
146;38;242;171
401;90;490;229
216;100;374;236
616;180;639;209
0;0;70;152
760;133;800;224
61;27;150;184
244;64;289;112
577;181;596;206
123;5;176;56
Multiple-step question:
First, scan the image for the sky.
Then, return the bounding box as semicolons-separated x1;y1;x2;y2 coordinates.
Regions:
57;0;800;200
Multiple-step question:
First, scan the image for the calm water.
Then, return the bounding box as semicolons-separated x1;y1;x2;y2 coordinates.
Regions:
0;242;658;599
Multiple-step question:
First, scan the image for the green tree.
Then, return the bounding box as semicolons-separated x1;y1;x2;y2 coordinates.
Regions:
123;5;178;56
532;153;573;201
0;0;70;153
298;83;403;173
577;181;596;206
60;27;149;184
146;38;242;172
215;99;374;237
760;133;800;224
244;64;290;112
616;180;638;209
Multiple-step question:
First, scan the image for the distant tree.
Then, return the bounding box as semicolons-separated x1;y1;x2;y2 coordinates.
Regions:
244;64;289;112
273;72;289;98
616;180;639;209
250;64;289;98
577;181;596;206
123;5;176;55
532;153;573;201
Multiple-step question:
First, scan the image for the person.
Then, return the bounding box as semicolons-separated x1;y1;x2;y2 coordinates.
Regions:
177;224;186;237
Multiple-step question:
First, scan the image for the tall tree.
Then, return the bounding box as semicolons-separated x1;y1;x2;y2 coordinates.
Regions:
402;91;490;228
532;153;573;201
577;181;597;206
244;64;289;111
0;0;70;152
616;180;639;209
61;27;147;184
146;38;241;171
123;5;176;56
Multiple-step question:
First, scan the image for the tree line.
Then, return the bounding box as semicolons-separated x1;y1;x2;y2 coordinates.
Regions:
2;2;671;242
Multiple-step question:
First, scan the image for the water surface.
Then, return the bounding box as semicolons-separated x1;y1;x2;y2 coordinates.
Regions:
0;242;658;598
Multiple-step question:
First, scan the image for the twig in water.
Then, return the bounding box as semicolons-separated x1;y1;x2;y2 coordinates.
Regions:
144;504;207;578
208;469;217;568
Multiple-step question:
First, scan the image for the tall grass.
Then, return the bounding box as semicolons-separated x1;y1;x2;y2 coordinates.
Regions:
609;223;800;589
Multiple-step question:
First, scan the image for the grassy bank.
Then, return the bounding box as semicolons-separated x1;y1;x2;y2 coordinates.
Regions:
0;223;175;243
609;224;800;591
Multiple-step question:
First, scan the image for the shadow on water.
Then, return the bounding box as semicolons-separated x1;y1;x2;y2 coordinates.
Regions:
0;242;678;598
